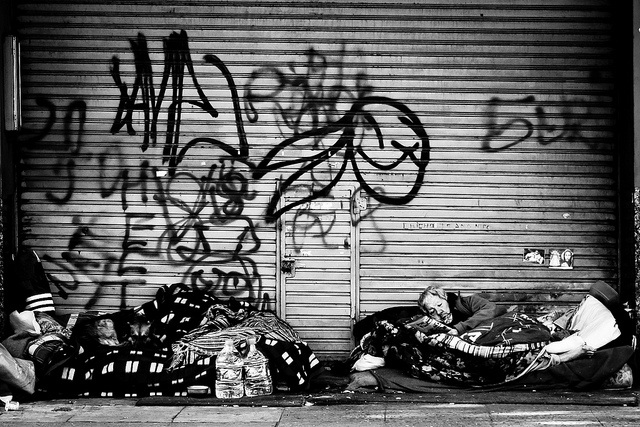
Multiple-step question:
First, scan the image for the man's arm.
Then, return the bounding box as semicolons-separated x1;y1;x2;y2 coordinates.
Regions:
452;294;502;334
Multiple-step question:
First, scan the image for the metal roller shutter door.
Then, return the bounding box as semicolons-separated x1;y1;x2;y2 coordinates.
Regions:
356;1;621;319
15;0;621;357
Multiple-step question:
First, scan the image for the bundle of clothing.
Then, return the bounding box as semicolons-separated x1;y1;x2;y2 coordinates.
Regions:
1;250;323;399
345;282;636;391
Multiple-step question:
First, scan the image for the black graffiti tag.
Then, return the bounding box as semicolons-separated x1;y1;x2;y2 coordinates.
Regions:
254;96;430;222
482;96;594;151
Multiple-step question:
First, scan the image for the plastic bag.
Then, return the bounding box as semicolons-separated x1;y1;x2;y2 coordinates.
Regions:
353;354;385;372
0;343;36;395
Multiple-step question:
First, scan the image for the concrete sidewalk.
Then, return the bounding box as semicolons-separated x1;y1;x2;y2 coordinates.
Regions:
1;398;640;426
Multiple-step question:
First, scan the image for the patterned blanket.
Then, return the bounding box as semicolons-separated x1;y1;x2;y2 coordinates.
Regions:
349;312;551;387
170;308;303;369
41;348;215;398
33;284;323;397
168;300;321;391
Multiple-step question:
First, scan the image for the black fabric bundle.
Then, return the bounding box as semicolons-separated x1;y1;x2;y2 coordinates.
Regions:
35;283;323;398
40;348;216;398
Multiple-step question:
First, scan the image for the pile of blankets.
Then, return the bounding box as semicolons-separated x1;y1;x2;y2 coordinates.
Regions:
345;292;637;391
2;278;323;399
346;312;551;387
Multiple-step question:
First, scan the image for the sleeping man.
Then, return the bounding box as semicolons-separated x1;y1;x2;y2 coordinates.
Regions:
418;285;506;335
347;281;635;391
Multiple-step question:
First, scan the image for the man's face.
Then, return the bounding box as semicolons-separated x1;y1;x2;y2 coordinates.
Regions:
421;293;453;324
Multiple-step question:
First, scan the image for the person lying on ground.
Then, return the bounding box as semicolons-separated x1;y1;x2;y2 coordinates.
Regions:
418;284;506;335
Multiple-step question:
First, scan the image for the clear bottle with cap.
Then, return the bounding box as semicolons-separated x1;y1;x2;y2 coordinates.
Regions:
215;339;244;398
243;336;272;397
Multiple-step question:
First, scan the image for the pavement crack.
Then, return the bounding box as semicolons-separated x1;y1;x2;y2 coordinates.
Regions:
274;407;285;427
171;406;187;422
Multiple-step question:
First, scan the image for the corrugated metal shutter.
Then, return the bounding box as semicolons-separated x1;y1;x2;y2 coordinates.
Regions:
356;1;620;319
279;189;356;359
15;1;620;357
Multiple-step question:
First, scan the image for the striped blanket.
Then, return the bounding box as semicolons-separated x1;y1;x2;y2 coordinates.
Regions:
169;307;322;391
169;308;302;369
350;312;551;387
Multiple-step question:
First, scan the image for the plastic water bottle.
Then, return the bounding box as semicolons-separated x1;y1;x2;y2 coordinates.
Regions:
243;336;272;397
215;339;244;398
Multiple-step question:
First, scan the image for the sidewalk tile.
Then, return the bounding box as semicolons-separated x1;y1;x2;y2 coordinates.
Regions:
173;406;283;423
67;405;183;423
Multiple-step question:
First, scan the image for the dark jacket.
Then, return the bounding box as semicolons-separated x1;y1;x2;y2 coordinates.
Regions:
447;292;505;334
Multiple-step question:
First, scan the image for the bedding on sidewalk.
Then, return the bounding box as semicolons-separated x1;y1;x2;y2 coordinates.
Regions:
5;283;323;398
345;289;636;391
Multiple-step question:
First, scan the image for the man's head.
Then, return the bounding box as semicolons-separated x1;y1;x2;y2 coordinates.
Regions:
418;285;453;324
